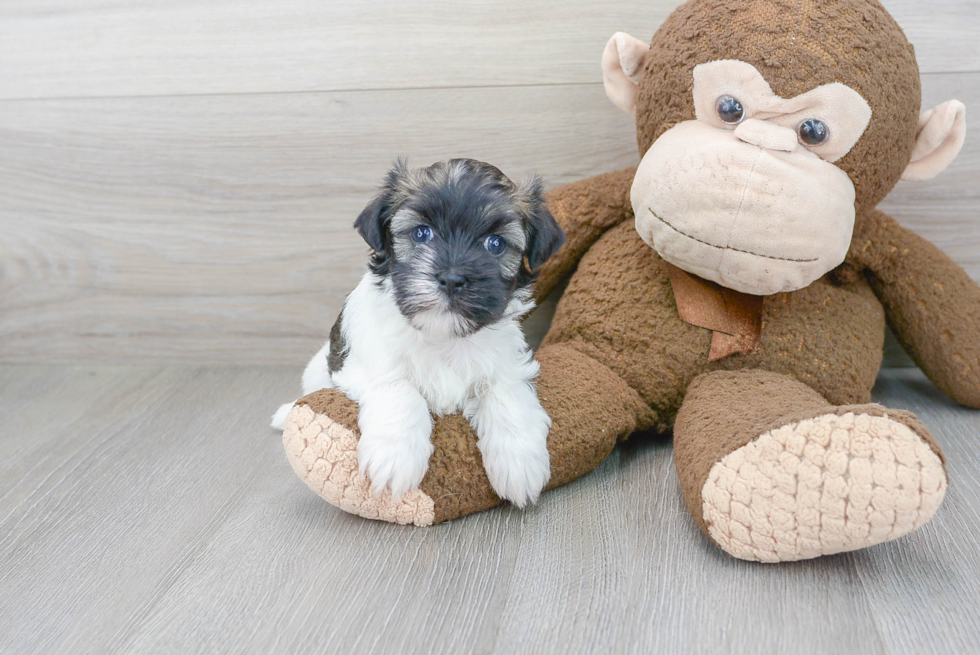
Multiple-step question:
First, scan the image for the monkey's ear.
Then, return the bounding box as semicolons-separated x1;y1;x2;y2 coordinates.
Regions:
902;100;967;181
518;176;565;270
602;32;649;115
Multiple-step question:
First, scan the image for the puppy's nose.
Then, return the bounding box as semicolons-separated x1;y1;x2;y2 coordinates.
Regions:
733;118;797;152
436;271;467;296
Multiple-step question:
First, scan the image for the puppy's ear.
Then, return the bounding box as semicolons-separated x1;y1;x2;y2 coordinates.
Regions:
517;175;565;270
353;194;388;252
353;160;409;251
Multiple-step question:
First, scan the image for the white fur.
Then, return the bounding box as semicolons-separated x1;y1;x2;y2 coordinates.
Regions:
272;271;551;506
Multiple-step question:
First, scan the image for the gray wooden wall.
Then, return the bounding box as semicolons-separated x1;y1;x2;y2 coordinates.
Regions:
1;0;977;364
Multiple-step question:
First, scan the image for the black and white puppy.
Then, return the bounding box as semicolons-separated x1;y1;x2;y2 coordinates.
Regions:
272;159;565;507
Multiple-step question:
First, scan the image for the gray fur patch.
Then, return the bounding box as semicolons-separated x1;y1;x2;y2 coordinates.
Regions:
327;308;348;374
363;158;563;336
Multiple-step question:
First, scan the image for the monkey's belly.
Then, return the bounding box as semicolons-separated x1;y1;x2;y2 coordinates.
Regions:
541;221;885;431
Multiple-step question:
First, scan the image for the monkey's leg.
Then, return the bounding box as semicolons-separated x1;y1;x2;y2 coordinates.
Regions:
674;369;948;563
282;343;655;525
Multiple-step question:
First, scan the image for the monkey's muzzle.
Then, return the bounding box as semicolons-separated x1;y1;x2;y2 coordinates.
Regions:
631;120;856;296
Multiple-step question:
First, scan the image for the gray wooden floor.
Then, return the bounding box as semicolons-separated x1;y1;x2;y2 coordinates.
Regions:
1;364;978;655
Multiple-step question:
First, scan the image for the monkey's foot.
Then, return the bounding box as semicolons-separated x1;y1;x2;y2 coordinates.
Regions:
281;387;511;526
282;402;436;526
699;409;947;563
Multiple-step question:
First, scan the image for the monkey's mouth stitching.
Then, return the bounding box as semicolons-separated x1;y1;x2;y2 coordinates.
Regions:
649;208;818;263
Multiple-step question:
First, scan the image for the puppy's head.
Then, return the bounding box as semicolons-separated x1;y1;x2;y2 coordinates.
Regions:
354;158;565;338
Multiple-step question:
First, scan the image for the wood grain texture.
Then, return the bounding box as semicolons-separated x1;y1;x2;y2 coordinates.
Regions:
2;1;974;101
2;73;976;364
855;369;980;655
1;365;978;654
0;84;639;363
0;0;977;366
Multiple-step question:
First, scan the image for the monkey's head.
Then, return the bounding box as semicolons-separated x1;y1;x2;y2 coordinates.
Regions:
602;0;966;295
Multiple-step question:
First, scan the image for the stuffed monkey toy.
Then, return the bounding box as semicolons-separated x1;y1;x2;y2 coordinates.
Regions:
282;0;976;562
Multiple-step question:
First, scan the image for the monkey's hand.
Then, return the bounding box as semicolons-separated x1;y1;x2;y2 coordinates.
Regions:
850;209;980;408
534;167;637;302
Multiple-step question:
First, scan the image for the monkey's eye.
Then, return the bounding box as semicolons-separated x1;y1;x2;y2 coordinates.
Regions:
412;225;434;243
716;96;745;125
484;235;505;255
798;119;830;146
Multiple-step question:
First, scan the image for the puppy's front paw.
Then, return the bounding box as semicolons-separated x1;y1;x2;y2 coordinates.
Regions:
357;418;434;501
479;423;551;509
271;402;294;430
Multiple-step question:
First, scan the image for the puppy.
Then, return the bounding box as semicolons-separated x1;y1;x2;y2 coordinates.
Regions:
272;159;565;507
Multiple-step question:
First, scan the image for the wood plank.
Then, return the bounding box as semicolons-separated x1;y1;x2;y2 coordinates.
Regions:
0;365;162;501
114;471;530;653
489;439;886;654
0;0;975;100
0;0;673;100
0;366;293;654
3;366;978;653
0;84;639;364
2;74;976;364
855;370;980;655
0;364;530;654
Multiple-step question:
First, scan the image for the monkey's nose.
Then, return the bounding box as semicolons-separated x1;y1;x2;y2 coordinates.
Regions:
733;119;798;152
436;271;467;296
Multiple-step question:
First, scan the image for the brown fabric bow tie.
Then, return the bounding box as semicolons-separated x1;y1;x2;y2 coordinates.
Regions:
665;262;764;362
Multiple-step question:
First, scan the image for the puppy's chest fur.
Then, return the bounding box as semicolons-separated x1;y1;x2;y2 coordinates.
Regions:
330;272;538;416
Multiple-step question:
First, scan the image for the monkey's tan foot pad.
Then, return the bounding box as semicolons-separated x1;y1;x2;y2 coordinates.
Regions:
283;388;506;526
282;403;436;527
700;411;947;563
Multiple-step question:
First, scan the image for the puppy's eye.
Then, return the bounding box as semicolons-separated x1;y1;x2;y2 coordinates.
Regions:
798;119;829;146
412;225;434;243
484;235;505;255
716;96;745;125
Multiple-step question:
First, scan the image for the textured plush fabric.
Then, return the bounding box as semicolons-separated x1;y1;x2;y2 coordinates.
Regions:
283;402;436;526
636;0;921;211
690;60;872;163
697;410;947;560
533;167;636;301
676;371;947;562
673;370;947;547
848;210;980;408
291;343;654;523
903;100;968;181
283;0;977;560
632;120;857;295
542;219;886;428
602;32;650;114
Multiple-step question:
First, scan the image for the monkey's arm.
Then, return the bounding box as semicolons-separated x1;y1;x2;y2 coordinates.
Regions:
850;209;980;408
533;167;636;302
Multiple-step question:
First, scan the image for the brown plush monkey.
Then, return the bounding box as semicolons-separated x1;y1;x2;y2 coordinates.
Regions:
282;0;977;562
